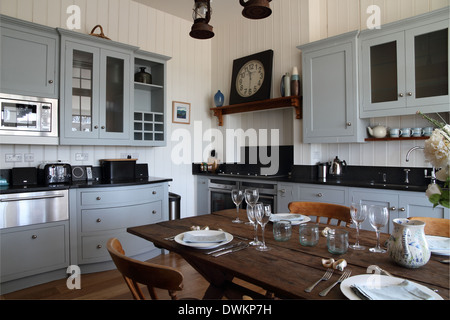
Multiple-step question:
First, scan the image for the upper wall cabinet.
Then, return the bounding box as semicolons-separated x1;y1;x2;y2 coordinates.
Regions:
58;28;137;145
298;31;368;143
0;15;58;98
360;8;449;118
132;50;171;147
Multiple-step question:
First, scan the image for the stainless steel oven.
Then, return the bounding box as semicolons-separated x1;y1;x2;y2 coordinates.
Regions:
208;178;277;213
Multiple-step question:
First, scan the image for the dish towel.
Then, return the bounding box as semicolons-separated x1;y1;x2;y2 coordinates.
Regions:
183;232;227;243
351;280;435;300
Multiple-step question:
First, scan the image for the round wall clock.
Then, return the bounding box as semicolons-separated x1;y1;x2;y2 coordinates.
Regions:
229;50;273;105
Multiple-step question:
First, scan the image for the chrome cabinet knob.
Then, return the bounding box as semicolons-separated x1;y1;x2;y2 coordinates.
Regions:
48;80;54;84
97;245;102;249
400;207;406;212
94;125;98;129
152;191;157;194
31;235;38;239
317;193;323;197
407;92;413;96
96;196;101;200
399;93;404;97
346;122;352;126
101;126;105;129
96;218;101;223
390;207;396;211
152;210;157;214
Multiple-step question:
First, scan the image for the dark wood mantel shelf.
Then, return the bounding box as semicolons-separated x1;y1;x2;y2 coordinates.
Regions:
210;96;302;126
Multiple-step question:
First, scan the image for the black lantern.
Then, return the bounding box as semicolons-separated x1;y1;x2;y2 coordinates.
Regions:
190;0;214;39
239;0;272;20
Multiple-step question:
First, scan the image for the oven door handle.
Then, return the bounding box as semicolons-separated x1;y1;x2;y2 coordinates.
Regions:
0;193;65;202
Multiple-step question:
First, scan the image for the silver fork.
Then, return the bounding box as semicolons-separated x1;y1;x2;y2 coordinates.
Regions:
319;269;352;297
304;268;334;293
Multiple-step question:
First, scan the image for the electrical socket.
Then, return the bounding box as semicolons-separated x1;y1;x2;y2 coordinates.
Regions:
24;153;34;162
75;153;88;161
5;153;23;162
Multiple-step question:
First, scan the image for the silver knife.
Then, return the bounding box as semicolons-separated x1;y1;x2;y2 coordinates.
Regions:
213;243;249;257
205;242;243;255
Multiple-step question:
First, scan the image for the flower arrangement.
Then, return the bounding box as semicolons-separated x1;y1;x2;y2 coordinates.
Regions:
417;111;449;208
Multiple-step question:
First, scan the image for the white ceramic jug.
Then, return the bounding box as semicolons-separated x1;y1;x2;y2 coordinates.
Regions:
387;218;431;268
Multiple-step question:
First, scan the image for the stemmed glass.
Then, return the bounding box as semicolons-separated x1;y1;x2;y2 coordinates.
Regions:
246;205;261;246
368;205;389;253
231;189;244;224
254;203;271;251
244;188;259;225
349;202;367;250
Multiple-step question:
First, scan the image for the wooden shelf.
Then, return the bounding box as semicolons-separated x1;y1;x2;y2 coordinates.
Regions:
365;136;428;142
210;96;302;126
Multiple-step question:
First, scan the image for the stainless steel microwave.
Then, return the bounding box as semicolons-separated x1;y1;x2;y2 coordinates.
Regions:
0;93;58;137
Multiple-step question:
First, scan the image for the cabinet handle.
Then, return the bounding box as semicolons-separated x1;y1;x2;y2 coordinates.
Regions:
48;80;54;84
96;196;101;200
279;189;286;194
390;207;396;211
101;126;105;129
399;93;404;97
152;210;157;214
97;245;102;249
317;193;323;197
96;218;101;223
94;125;98;129
152;191;157;195
346;122;352;127
31;235;38;239
407;92;413;96
400;207;406;212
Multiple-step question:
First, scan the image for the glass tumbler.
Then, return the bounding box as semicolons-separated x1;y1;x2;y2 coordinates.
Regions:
299;224;319;247
327;229;349;254
273;220;292;242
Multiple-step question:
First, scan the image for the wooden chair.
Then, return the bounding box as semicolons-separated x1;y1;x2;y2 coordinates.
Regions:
106;238;185;300
288;201;352;227
408;217;450;237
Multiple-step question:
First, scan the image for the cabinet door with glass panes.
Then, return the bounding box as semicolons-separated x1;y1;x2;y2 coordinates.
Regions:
360;10;449;117
132;50;170;146
60;36;132;145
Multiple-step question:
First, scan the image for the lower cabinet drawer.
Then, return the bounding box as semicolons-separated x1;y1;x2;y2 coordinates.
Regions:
80;185;164;206
1;224;68;280
299;186;346;204
81;231;154;261
81;201;162;232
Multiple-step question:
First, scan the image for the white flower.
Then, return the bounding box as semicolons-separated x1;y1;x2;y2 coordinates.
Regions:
426;183;441;198
423;128;450;169
436;166;449;182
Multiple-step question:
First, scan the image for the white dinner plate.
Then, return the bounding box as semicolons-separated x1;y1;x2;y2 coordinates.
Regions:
340;274;443;300
426;235;450;256
269;213;310;225
174;230;233;249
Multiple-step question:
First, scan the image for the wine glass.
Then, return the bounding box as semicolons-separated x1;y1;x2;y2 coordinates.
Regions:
244;188;259;225
254;204;272;251
368;205;389;253
246;205;261;246
349;202;367;250
231;189;244;224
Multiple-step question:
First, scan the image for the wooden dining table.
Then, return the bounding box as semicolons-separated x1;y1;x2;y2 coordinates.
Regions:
127;209;450;300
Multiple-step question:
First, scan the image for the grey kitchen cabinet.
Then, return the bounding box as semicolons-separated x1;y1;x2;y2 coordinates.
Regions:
360;8;449;117
0;15;58;98
58;28;137;146
277;182;299;213
196;175;209;215
71;183;169;271
132;50;171;146
0;221;69;283
298;31;368;143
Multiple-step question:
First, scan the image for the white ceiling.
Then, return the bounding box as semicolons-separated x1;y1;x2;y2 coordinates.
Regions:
133;0;246;25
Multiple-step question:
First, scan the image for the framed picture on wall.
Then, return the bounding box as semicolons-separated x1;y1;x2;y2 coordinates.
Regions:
172;101;191;124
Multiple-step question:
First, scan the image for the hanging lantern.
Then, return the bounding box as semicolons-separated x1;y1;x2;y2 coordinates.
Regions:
190;0;214;39
239;0;272;20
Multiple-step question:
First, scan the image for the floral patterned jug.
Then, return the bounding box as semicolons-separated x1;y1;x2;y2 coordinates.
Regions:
387;218;431;268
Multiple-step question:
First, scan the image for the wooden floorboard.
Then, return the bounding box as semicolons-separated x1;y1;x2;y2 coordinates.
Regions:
0;252;212;300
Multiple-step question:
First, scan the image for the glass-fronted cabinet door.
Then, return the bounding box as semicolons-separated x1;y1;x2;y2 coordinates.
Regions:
63;42;100;140
61;41;131;143
405;21;448;108
99;49;130;140
361;32;406;113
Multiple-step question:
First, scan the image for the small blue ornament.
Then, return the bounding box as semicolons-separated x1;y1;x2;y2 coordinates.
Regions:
214;90;224;107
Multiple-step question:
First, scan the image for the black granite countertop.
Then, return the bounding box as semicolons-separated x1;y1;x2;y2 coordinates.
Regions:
193;164;434;193
0;176;172;194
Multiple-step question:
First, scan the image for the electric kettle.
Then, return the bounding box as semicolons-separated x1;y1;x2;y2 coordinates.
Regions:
329;156;346;176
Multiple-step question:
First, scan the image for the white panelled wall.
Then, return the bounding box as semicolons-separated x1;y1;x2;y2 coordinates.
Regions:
211;0;449;167
0;0;212;218
0;0;449;217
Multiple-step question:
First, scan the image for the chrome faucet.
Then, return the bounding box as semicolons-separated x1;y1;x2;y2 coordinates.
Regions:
405;146;424;162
